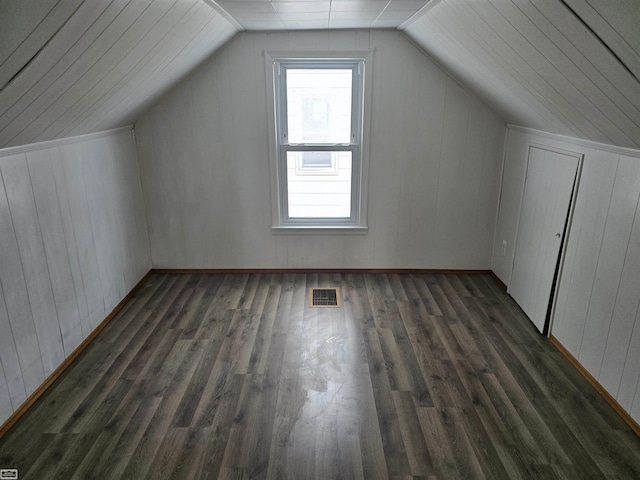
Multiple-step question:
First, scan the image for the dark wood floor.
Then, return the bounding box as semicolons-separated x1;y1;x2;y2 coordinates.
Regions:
1;272;639;479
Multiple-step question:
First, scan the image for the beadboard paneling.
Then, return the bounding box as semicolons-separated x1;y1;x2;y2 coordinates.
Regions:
0;128;151;427
0;0;237;149
1;154;65;378
136;30;505;269
492;126;640;425
403;0;640;149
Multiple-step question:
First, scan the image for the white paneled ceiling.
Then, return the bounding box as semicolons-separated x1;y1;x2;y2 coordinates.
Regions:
402;0;640;149
208;0;432;30
0;0;638;150
0;0;237;149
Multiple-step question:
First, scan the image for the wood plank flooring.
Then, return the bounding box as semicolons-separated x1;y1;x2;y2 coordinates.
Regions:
1;272;639;479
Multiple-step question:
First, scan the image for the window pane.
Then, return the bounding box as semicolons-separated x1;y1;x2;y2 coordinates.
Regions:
286;69;352;144
300;151;333;169
287;151;352;218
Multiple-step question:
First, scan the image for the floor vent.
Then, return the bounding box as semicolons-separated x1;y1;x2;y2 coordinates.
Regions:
309;288;341;307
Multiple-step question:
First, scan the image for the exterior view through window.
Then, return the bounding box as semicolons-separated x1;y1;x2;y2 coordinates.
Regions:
273;57;367;228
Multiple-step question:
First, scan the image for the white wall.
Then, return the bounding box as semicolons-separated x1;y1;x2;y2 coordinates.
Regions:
136;30;505;269
493;126;640;424
0;128;151;426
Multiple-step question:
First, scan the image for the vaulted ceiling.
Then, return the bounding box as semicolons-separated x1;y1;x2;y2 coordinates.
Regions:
0;0;638;150
0;0;237;149
403;0;640;149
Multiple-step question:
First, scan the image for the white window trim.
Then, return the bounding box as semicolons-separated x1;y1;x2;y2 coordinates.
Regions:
265;50;373;234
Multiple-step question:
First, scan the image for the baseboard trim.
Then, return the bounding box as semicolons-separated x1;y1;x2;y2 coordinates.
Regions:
151;268;493;275
490;272;508;291
549;335;640;437
0;270;152;439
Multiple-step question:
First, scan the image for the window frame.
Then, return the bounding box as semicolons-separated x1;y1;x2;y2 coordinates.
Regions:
265;51;373;233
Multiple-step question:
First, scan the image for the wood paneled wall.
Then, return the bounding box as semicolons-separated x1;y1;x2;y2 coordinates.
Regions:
0;128;151;426
492;126;640;425
135;30;505;269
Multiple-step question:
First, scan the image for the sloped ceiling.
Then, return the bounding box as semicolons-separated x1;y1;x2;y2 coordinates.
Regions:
402;0;640;149
0;0;238;149
0;0;638;150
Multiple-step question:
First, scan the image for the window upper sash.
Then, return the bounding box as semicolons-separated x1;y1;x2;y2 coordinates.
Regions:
275;60;364;147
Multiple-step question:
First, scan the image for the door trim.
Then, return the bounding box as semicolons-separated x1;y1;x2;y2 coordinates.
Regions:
509;144;583;336
547;150;584;336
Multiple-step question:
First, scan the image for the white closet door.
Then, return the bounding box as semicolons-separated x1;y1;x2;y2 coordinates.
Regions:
509;146;579;333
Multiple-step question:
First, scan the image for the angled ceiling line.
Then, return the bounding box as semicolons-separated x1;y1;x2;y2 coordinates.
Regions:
0;0;88;93
488;0;639;146
0;0;62;70
48;0;208;143
1;44;47;93
559;0;639;86
61;2;223;140
0;0;154;144
372;1;394;27
398;0;443;30
0;0;129;132
405;19;556;135
5;0;182;147
584;0;639;56
512;0;640;133
442;0;595;142
202;0;244;31
462;0;636;145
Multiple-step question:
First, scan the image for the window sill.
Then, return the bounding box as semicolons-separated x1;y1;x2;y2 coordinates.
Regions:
271;225;368;235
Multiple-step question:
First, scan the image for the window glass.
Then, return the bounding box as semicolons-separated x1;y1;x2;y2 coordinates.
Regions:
286;69;352;144
268;53;370;230
287;151;352;218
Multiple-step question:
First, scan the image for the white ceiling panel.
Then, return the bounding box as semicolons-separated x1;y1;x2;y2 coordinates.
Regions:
0;0;84;89
273;2;331;12
329;11;380;21
392;0;431;10
56;6;237;140
0;0;238;149
1;0;638;151
282;20;331;29
217;1;277;12
403;0;640;149
280;12;330;21
380;10;417;20
213;0;432;30
330;1;389;12
568;0;640;81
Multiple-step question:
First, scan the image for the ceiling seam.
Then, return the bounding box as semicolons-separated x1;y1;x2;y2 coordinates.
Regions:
0;0;87;93
559;0;639;86
6;0;179;146
51;0;208;141
403;19;552;133
0;0;125;132
491;0;639;147
0;0;152;145
454;0;610;143
0;0;62;70
86;5;227;137
441;1;591;140
515;0;640;132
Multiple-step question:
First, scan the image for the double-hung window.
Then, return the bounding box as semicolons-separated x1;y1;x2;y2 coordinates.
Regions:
267;53;371;232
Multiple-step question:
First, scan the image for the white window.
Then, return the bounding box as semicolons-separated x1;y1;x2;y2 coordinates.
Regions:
266;53;372;232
